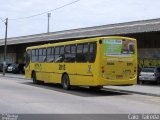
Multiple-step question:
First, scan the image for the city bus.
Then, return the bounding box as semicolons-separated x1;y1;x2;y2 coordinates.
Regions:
25;36;137;90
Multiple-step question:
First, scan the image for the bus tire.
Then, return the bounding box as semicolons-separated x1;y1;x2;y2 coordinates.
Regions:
89;86;103;91
62;74;70;90
32;72;38;84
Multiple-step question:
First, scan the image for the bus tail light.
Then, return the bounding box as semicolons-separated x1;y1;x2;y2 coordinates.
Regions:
101;66;105;73
134;67;137;73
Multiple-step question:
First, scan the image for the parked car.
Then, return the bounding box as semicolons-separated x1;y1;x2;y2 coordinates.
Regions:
7;64;25;74
139;67;160;84
7;64;19;73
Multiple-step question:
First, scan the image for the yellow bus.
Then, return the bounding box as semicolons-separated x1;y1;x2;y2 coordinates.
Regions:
25;36;137;90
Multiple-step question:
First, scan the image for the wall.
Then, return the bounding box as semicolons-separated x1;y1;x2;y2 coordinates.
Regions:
0;53;16;64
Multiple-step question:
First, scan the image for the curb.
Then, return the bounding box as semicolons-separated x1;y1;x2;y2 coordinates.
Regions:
103;87;160;97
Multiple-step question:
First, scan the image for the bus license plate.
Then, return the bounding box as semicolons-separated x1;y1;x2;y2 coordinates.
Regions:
116;75;123;79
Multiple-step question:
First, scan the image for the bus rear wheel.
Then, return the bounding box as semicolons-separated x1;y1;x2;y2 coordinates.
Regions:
62;74;70;90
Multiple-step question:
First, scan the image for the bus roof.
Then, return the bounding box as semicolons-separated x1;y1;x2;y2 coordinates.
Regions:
26;36;136;50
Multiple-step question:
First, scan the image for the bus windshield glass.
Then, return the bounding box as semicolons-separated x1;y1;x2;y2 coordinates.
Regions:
103;39;135;56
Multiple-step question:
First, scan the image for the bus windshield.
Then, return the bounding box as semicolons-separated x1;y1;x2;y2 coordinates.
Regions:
25;50;31;68
103;39;135;56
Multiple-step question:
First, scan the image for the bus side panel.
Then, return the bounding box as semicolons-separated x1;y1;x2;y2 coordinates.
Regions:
70;76;95;86
69;63;96;86
25;70;32;79
41;63;51;83
36;71;42;81
69;74;77;85
45;63;61;83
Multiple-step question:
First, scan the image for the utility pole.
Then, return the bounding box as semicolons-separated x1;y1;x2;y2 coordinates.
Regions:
47;13;51;33
3;18;8;76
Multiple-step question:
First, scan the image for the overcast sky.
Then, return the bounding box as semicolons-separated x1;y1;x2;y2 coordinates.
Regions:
0;0;160;39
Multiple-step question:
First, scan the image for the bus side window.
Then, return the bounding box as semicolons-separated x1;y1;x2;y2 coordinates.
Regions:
47;47;54;62
55;47;60;62
55;46;64;62
39;49;43;62
89;42;97;63
42;48;46;62
76;43;88;63
64;45;71;62
64;45;76;63
38;48;46;62
83;43;89;62
35;49;39;62
76;44;85;63
59;46;64;62
31;49;38;62
52;47;55;61
70;45;76;62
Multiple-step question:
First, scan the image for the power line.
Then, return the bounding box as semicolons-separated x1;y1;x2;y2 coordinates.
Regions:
9;0;81;21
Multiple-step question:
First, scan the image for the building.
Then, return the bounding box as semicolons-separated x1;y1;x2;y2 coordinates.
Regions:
0;18;160;68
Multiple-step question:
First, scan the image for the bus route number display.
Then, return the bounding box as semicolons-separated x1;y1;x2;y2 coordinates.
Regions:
59;64;66;70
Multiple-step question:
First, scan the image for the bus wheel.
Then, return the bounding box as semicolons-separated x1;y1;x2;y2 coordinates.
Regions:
89;86;103;91
32;72;38;84
62;74;70;90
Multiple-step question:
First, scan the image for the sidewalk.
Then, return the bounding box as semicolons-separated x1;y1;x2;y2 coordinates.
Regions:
104;85;160;97
0;73;25;79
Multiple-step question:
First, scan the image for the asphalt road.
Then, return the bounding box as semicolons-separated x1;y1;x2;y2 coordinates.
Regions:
0;76;160;114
